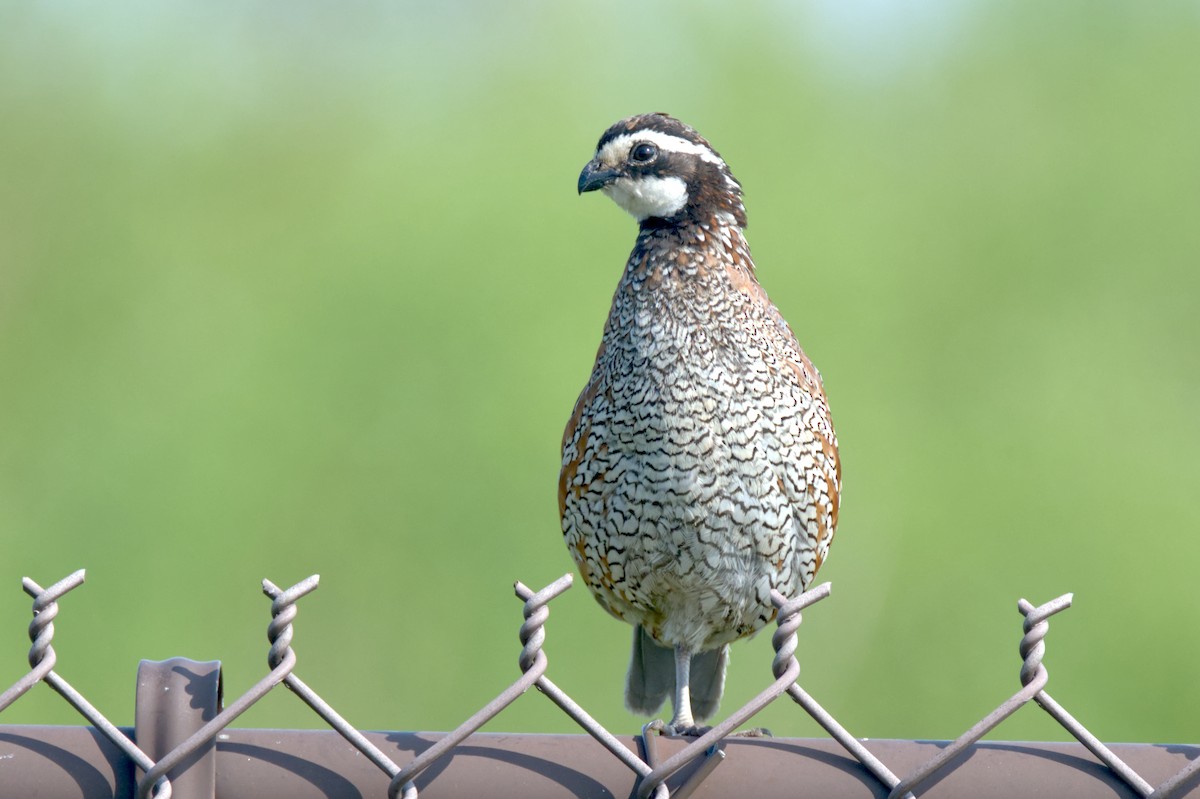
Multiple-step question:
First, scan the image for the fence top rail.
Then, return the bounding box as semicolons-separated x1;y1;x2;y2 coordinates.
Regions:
2;726;1198;799
1;569;1197;799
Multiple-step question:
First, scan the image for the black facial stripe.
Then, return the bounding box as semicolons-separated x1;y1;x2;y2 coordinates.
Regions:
623;150;697;180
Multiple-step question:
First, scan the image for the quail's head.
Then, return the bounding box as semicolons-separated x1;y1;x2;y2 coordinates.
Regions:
578;113;746;228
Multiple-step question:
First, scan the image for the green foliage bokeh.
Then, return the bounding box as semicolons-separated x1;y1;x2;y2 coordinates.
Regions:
2;1;1198;743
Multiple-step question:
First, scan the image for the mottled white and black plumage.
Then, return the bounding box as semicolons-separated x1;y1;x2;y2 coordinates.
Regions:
561;113;840;733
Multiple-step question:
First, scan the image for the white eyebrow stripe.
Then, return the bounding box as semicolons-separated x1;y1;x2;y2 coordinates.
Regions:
597;130;725;167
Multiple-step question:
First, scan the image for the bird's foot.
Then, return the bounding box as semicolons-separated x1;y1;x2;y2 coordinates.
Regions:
645;718;712;737
644;719;668;735
730;726;773;738
663;722;713;737
646;719;771;738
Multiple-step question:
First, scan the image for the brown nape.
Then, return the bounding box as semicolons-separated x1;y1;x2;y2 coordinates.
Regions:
684;158;747;228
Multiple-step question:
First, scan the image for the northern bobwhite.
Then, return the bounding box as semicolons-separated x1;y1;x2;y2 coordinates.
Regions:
560;113;841;733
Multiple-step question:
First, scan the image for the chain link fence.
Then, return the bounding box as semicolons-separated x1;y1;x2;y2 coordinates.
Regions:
1;569;1197;798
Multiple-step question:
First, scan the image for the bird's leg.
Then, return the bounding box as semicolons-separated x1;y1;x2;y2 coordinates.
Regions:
666;644;706;735
671;644;693;729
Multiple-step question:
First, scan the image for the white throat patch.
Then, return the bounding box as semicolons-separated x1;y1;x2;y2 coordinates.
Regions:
603;175;688;221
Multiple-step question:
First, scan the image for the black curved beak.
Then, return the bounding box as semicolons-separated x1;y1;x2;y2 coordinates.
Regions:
578;159;620;194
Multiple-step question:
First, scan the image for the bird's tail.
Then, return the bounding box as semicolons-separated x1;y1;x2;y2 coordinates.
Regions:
688;644;728;721
625;626;729;722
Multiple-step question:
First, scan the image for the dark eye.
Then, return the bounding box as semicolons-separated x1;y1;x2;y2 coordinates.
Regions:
630;142;658;164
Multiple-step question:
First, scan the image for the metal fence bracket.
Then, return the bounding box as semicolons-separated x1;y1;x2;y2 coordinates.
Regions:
135;658;223;799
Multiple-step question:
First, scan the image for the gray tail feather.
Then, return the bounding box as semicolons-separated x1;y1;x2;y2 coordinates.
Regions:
689;644;728;722
625;626;729;722
625;626;674;716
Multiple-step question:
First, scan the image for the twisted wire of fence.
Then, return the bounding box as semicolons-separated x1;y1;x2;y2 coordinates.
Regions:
1;568;1198;797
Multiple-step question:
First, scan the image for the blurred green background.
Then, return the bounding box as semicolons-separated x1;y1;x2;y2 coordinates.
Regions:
2;0;1198;746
